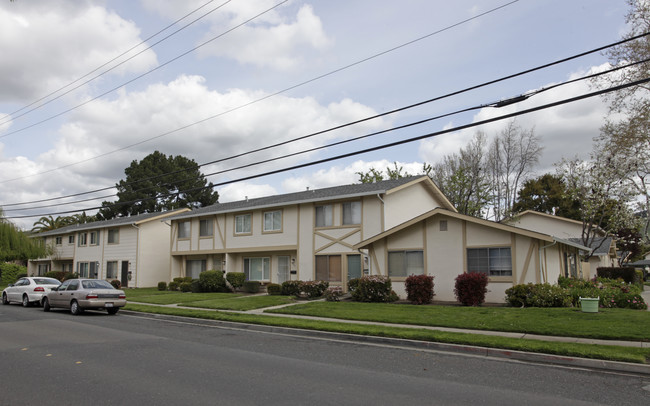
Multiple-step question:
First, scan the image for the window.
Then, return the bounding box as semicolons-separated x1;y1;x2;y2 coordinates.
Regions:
106;261;118;279
77;262;98;278
90;231;99;245
235;214;251;234
467;247;512;276
178;221;190;239
37;264;50;276
315;255;341;282
263;210;282;232
199;219;213;237
388;251;424;277
440;220;448;231
186;260;206;279
55;236;62;245
342;201;361;225
68;235;75;244
244;257;270;281
78;233;87;246
315;205;333;227
107;229;119;244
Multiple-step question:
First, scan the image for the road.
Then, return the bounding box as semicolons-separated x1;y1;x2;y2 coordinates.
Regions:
0;303;648;405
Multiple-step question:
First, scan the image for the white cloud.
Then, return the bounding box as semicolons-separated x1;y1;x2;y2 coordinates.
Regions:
0;1;158;102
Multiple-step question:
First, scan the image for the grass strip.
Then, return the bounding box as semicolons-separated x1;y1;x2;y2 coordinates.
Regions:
266;302;650;341
124;303;650;364
181;295;295;311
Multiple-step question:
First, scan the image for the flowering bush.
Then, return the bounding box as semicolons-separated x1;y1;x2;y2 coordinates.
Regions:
505;283;571;307
281;280;303;296
454;272;488;306
351;275;397;303
325;286;343;302
301;280;329;298
405;274;435;305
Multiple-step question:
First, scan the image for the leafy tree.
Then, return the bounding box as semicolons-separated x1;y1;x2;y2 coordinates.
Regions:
98;151;218;219
1;221;51;261
615;227;644;265
31;215;75;233
512;173;581;220
356;162;411;183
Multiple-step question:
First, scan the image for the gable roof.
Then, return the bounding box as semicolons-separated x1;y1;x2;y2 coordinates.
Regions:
503;210;607;237
33;208;190;238
169;176;456;221
568;237;616;257
355;208;591;251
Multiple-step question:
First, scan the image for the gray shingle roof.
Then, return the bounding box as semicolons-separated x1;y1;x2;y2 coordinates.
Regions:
34;209;185;237
568;237;613;256
169;176;427;221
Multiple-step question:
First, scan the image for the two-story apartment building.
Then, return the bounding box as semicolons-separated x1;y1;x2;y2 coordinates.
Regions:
168;176;456;290
28;209;188;288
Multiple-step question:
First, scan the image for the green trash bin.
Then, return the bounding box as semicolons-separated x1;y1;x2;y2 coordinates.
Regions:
579;297;599;313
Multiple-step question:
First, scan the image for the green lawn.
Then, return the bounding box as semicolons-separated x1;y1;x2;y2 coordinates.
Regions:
183;295;295;311
125;289;294;310
266;301;650;341
123;303;650;364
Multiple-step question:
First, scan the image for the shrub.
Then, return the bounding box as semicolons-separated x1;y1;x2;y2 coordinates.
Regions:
301;280;329;298
45;271;67;281
157;281;167;291
505;283;571;308
168;281;180;291
62;272;78;281
405;274;435;305
454;272;488;306
347;278;360;293
266;283;282;295
505;283;533;307
226;272;245;291
191;279;201;293
199;270;227;293
243;280;261;293
179;281;192;292
597;267;637;284
110;279;122;289
173;276;192;284
0;263;26;285
281;280;303;296
325;286;343;301
351;275;396;303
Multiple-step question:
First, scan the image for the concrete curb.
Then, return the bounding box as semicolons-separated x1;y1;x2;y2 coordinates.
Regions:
121;310;650;377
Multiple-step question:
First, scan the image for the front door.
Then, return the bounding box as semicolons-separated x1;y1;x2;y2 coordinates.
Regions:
277;256;290;284
120;261;129;288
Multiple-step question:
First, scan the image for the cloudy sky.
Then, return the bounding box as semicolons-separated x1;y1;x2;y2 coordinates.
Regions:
0;0;630;229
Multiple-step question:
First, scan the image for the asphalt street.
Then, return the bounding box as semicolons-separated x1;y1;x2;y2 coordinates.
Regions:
1;303;648;405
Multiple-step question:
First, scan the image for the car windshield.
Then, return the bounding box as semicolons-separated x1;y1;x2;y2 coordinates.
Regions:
34;278;61;285
82;280;114;289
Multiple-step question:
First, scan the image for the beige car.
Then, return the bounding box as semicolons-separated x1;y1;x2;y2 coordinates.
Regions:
43;278;126;315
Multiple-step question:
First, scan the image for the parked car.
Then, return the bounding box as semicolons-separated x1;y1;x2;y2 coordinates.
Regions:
2;277;61;307
43;278;126;315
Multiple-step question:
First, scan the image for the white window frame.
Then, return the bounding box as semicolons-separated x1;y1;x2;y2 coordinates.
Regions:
235;214;252;235
244;257;270;281
89;231;99;246
263;210;282;233
107;229;119;244
178;221;190;239
78;233;87;247
106;261;118;279
55;236;62;245
68;235;75;244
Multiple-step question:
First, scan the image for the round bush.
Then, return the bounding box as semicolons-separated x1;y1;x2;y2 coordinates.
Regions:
199;270;227;292
266;283;281;295
243;281;261;293
180;281;192;292
110;279;122;289
454;272;488;306
157;281;167;291
281;280;302;296
351;276;396;303
405;274;435;305
226;272;245;291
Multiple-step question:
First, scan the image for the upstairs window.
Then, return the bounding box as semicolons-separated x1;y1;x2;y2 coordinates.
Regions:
90;231;100;246
178;221;190;239
235;214;251;234
263;210;282;232
107;229;119;244
315;205;332;227
68;235;75;244
55;236;63;245
199;219;213;237
78;233;87;247
342;201;361;225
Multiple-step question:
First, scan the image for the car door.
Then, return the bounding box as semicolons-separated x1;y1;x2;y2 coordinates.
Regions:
64;280;80;308
50;280;71;307
8;279;27;302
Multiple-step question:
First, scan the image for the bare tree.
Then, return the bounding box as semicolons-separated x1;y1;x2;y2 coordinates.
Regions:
486;121;543;221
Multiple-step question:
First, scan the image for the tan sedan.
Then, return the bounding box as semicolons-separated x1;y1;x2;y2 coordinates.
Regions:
43;278;126;315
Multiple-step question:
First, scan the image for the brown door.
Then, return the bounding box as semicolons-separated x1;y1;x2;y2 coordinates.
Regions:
121;261;129;288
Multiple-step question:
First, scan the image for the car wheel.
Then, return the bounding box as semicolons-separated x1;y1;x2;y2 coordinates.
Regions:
70;300;83;315
22;295;30;307
43;298;51;312
2;293;8;305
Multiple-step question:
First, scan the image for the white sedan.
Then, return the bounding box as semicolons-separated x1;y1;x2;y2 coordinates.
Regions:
2;277;61;307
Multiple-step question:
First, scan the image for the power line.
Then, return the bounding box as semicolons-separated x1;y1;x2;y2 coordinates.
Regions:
0;0;519;177
2;47;646;210
5;75;648;220
0;0;290;139
0;0;223;126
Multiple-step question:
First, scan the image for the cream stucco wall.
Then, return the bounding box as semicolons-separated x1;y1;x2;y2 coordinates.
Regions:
383;182;439;229
506;213;584;238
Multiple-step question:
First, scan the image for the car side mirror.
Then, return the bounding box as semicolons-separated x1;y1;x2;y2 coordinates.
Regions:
8;283;14;287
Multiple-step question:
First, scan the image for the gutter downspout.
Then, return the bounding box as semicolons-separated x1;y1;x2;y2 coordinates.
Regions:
131;224;140;288
538;240;556;284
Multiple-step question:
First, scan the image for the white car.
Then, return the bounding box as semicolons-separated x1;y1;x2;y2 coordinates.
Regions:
2;277;61;307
